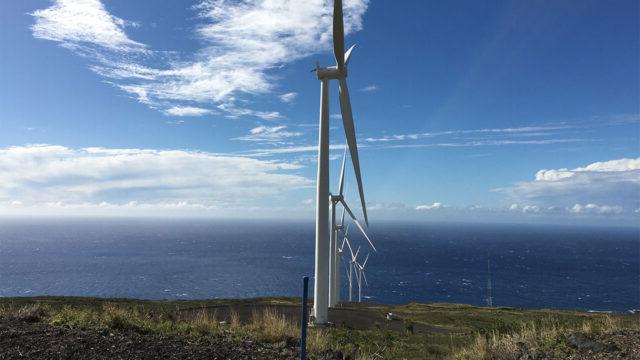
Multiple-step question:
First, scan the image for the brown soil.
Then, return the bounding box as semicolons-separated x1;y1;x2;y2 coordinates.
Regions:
0;319;301;360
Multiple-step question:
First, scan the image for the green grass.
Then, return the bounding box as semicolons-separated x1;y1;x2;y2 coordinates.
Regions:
0;297;637;359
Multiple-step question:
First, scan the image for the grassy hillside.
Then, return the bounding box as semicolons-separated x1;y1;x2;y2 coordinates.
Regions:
1;297;638;359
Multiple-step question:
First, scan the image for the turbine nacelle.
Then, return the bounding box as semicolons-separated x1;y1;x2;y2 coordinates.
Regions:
315;44;356;80
316;66;346;80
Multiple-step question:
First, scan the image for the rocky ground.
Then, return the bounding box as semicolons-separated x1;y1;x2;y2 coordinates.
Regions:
514;330;640;360
0;319;345;360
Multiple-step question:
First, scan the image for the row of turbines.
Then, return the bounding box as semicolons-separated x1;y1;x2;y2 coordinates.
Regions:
311;0;376;325
331;145;375;306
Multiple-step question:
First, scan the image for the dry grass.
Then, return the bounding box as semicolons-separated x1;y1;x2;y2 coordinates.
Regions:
229;309;241;330
453;314;635;360
10;304;49;323
247;307;299;342
191;308;219;335
306;328;330;354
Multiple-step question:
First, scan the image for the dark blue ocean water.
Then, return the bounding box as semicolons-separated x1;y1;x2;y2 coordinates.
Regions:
0;218;638;311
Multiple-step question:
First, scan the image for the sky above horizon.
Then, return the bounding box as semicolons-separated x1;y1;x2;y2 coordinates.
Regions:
0;0;638;226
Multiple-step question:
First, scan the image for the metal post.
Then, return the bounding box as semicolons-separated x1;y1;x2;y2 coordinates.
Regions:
300;276;309;360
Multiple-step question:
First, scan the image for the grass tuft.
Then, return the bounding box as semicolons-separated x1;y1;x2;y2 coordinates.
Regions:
12;304;48;323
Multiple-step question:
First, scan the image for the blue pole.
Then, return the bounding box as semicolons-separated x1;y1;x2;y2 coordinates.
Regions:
300;276;309;360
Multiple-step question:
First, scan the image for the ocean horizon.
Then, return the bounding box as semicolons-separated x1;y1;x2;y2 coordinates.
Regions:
1;217;637;312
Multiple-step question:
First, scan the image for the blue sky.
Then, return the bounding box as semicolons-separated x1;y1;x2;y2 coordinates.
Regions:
0;0;638;225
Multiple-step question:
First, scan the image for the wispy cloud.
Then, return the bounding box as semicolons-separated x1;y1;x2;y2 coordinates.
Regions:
216;103;281;120
241;144;349;157
359;85;378;92
364;125;573;143
279;92;298;103
30;0;370;119
233;125;302;143
0;145;312;213
381;138;591;149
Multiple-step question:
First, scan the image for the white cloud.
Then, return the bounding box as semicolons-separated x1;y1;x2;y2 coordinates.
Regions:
574;158;640;172
497;158;640;215
163;106;212;117
31;0;145;52
30;0;369;118
233;125;302;143
569;203;623;215
279;92;298;103
0;145;312;214
535;158;640;181
416;202;445;210
508;204;545;213
360;85;378;92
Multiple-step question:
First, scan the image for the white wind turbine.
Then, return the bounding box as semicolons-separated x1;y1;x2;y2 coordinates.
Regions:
313;0;370;325
341;236;359;302
329;145;375;307
355;253;370;302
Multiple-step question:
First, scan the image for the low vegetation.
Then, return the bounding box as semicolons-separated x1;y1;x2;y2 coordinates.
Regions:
0;297;637;359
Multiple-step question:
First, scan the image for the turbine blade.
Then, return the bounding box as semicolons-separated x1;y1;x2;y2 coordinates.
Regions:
344;237;354;257
345;44;356;66
354;246;360;261
338;143;347;196
341;200;376;252
362;253;370;268
333;0;345;70
338;78;368;226
362;271;368;286
344;223;350;237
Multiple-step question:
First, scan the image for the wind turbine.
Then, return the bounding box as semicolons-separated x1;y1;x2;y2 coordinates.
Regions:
342;235;359;302
329;146;375;307
312;0;370;325
355;253;370;302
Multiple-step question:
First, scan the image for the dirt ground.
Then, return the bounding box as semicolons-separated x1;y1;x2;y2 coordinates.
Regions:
0;319;302;360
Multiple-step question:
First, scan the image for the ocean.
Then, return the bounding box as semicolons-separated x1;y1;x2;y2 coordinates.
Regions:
0;218;638;312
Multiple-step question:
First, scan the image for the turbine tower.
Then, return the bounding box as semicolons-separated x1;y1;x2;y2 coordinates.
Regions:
313;0;369;325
